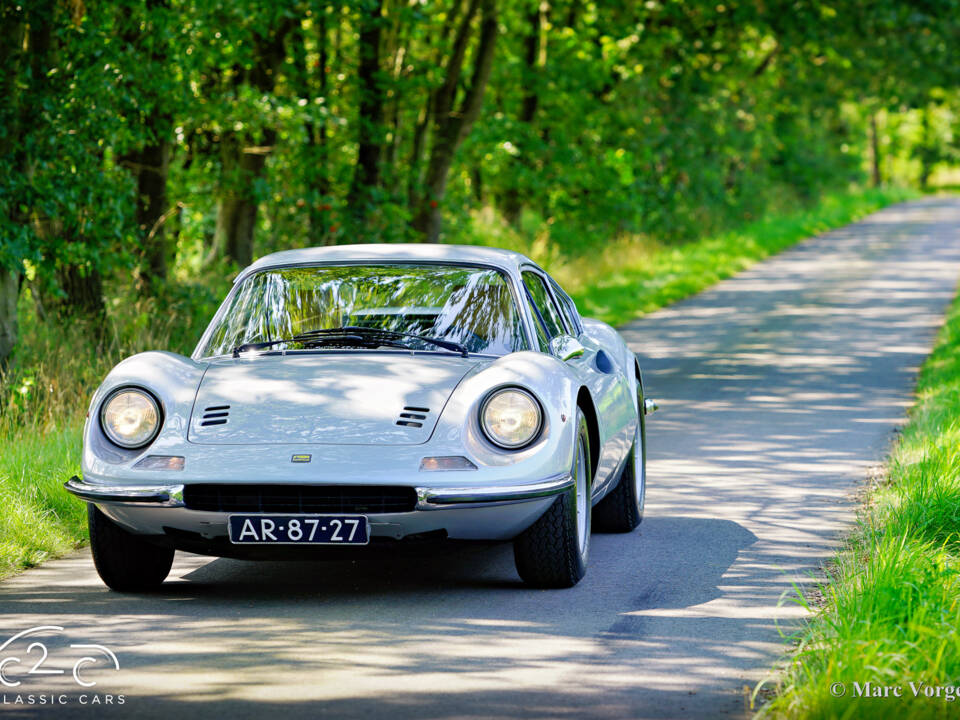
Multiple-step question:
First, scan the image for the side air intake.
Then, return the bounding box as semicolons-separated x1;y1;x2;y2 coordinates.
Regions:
201;405;230;427
396;406;429;428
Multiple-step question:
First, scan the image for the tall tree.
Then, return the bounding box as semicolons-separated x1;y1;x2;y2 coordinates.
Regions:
118;0;176;289
0;1;28;366
411;0;498;242
213;11;298;267
346;0;386;221
500;0;548;225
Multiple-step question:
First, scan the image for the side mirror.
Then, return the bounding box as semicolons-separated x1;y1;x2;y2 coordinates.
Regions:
549;335;585;362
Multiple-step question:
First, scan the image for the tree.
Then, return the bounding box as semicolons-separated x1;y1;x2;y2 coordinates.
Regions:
346;0;386;221
411;0;498;242
211;6;299;268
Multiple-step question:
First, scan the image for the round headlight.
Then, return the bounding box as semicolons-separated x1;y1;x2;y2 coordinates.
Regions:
100;389;161;449
480;388;542;449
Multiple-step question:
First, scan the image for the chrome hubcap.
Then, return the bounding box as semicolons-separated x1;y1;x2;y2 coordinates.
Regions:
575;436;588;554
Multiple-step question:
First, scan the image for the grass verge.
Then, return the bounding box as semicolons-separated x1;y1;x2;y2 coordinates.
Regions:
0;424;87;577
0;184;920;578
758;274;960;718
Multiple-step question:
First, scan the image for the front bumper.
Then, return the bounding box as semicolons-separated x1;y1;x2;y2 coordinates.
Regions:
64;477;185;505
64;474;572;510
63;473;572;542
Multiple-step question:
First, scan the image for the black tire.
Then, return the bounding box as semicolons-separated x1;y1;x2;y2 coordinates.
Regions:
593;385;646;533
88;504;174;592
513;409;592;588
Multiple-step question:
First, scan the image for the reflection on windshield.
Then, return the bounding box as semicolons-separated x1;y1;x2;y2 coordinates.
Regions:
198;264;528;357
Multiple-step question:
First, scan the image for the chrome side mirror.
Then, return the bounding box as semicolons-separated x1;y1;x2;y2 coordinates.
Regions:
549;335;585;361
644;398;658;415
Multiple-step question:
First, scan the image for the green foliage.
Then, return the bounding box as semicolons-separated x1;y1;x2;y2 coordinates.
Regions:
3;0;957;297
760;277;960;719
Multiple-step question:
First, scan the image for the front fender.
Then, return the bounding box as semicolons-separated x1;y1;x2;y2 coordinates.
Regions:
432;351;581;478
82;352;206;475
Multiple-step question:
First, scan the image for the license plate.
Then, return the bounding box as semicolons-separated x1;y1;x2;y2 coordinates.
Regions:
228;514;369;545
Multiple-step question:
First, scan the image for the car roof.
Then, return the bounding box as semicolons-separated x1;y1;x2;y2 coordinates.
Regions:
235;244;538;283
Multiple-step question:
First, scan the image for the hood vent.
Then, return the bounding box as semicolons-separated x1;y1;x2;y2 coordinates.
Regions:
201;405;230;426
396;406;430;428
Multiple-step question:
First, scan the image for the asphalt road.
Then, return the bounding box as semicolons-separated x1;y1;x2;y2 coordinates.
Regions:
2;197;960;719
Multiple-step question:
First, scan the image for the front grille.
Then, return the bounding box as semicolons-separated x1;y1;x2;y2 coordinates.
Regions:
182;484;418;514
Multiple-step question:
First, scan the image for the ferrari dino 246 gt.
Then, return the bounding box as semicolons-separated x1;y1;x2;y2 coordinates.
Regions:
66;244;656;590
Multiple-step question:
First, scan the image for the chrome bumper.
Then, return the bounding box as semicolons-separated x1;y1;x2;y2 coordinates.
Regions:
414;473;572;508
65;472;573;510
65;476;185;506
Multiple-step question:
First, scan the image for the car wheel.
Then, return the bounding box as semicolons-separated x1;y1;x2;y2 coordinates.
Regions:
88;504;174;592
593;389;646;533
513;408;592;588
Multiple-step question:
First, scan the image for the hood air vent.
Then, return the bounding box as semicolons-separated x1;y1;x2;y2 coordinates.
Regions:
396;406;429;428
201;405;230;427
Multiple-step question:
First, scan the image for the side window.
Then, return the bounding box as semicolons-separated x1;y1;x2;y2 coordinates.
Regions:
524;294;551;352
522;271;566;343
550;280;582;336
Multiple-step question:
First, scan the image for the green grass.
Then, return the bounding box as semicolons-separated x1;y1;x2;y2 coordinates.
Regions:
759;277;960;718
0;423;87;577
0;184;921;578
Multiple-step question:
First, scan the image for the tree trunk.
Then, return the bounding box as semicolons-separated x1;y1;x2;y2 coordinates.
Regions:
291;16;331;245
407;0;466;208
0;269;19;370
120;0;173;290
383;17;409;180
347;0;386;221
412;0;498;242
215;133;272;268
919;105;933;190
501;0;547;225
57;261;105;320
0;6;25;368
212;18;295;266
870;111;882;187
132;138;172;286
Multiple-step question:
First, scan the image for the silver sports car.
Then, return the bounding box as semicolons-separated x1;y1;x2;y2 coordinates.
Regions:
66;244;656;590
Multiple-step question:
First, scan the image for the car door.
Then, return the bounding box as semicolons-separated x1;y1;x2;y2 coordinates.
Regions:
520;267;633;496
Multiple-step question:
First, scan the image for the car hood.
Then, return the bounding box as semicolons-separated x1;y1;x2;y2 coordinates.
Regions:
188;353;485;446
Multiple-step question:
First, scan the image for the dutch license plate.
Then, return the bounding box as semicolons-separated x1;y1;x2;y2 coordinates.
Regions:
228;514;370;545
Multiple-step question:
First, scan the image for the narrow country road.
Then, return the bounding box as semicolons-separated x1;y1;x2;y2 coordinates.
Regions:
2;197;959;719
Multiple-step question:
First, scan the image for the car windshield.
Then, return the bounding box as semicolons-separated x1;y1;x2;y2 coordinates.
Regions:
197;264;528;358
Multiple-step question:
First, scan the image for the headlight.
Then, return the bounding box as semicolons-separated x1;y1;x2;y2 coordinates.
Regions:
100;389;161;449
480;388;542;449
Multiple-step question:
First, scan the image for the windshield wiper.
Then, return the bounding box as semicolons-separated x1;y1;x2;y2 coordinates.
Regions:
232;333;400;357
308;327;468;357
231;326;468;358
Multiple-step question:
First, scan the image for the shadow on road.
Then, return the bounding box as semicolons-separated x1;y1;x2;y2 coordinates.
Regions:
0;515;757;719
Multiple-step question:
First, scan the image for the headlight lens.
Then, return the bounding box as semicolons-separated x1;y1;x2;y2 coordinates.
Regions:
100;389;161;449
481;388;542;449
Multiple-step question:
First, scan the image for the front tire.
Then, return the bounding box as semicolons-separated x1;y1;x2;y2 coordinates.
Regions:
88;504;174;592
513;409;592;588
